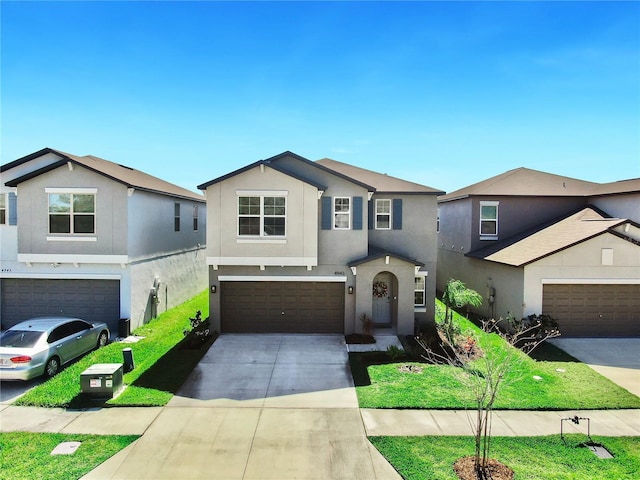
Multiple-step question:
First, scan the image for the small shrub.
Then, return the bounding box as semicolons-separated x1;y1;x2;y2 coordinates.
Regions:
182;310;213;349
359;312;373;336
386;344;405;361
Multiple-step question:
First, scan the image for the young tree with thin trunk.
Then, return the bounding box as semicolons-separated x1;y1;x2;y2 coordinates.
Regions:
419;280;560;480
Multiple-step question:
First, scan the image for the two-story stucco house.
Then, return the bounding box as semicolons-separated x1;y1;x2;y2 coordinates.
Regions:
197;151;444;335
0;148;207;334
437;167;640;337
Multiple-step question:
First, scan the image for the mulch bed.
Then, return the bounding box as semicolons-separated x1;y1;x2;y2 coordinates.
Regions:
453;456;514;480
345;333;376;344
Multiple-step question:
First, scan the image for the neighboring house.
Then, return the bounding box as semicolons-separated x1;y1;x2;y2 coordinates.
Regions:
0;148;207;334
437;167;640;337
197;151;444;335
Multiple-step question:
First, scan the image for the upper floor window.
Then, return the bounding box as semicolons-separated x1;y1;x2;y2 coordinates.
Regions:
48;192;95;234
238;195;286;237
174;202;181;231
414;276;425;306
193;204;199;231
436;207;440;233
334;197;350;229
0;194;5;224
375;199;391;230
479;201;499;239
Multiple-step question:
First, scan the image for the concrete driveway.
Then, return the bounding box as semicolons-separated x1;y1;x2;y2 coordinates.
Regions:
84;334;400;480
550;338;640;397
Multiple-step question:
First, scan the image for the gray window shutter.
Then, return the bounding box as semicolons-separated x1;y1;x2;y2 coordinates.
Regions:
368;200;374;230
392;198;403;230
8;192;17;225
353;196;363;230
321;196;332;230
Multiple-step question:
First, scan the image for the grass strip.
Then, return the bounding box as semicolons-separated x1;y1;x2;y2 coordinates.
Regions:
15;291;210;408
0;432;138;480
370;435;640;480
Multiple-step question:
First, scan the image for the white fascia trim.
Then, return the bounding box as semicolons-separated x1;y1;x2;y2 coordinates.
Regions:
236;190;288;196
541;278;640;285
219;275;347;282
206;257;317;267
237;239;287;244
47;236;97;242
1;272;121;280
45;187;98;194
18;254;129;265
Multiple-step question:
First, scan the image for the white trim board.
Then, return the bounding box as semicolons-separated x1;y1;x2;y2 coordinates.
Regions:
18;254;129;265
0;273;121;280
218;275;347;282
541;278;640;285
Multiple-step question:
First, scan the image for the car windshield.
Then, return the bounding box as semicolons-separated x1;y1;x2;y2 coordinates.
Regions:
0;330;44;348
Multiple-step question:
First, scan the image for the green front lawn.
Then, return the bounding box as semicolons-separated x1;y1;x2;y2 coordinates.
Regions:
352;306;640;410
370;435;640;480
15;291;211;408
0;432;138;480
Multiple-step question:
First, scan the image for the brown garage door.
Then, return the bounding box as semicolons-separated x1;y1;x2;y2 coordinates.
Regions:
1;278;120;333
221;281;344;333
542;284;640;337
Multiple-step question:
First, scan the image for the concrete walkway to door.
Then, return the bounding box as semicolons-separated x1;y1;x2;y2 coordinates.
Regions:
83;334;401;480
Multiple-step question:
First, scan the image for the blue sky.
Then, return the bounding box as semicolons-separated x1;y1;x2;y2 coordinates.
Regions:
2;1;639;194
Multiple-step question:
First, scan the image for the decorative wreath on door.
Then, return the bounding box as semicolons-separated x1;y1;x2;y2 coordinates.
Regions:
372;281;388;298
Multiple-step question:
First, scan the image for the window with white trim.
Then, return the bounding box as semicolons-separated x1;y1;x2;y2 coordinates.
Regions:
334;197;350;229
238;195;286;237
375;199;391;230
479;201;499;238
0;194;5;224
414;276;425;306
48;192;95;234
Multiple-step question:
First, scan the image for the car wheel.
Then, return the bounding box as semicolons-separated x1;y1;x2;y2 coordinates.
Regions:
45;357;60;378
97;331;108;348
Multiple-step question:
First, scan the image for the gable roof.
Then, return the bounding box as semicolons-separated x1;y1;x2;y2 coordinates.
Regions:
589;178;640;196
467;207;635;267
4;148;204;202
316;158;444;195
439;167;599;202
197;153;328;191
348;243;425;267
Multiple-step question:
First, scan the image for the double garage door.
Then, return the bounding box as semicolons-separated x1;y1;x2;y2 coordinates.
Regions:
1;278;120;332
221;281;344;333
542;284;640;337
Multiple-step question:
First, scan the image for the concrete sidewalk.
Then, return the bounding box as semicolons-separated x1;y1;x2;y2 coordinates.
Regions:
3;404;638;438
1;334;639;480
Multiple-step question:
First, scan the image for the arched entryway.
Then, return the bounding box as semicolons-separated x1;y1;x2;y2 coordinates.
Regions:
372;272;397;327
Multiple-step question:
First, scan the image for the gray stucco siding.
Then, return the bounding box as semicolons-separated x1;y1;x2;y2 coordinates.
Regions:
127;190;206;259
15;164;128;256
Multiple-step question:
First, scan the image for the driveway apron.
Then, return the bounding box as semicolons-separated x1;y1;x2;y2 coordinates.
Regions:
549;338;640;397
84;334;400;480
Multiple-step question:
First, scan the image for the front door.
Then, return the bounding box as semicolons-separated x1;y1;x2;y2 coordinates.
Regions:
372;273;393;326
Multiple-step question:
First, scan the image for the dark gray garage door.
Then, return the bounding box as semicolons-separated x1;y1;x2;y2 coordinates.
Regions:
221;281;344;333
542;284;640;337
1;278;120;332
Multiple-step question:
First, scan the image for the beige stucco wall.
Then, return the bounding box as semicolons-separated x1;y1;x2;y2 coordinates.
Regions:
205;165;319;266
523;232;640;316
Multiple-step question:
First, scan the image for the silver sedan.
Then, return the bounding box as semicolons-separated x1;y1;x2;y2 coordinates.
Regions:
0;317;110;381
